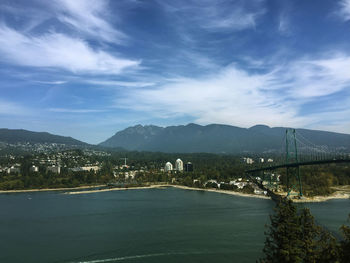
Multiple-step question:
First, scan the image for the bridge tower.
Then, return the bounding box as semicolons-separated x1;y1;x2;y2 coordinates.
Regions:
285;129;302;197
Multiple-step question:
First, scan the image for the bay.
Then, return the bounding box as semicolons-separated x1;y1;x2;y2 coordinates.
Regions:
0;188;348;263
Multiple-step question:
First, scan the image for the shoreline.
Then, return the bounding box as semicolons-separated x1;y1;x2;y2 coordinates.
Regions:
0;184;105;194
64;184;169;195
292;192;350;203
170;185;271;199
64;184;270;199
0;184;349;202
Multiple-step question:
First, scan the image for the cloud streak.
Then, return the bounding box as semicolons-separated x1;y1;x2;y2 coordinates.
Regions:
52;0;126;43
115;53;350;131
158;0;264;32
339;0;350;21
0;25;140;74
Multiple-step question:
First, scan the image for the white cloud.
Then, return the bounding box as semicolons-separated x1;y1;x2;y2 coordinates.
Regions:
339;0;350;21
48;108;106;113
0;25;140;74
85;80;155;88
157;0;264;32
278;14;291;35
115;54;350;132
0;100;32;116
52;0;126;43
273;55;350;98
35;80;67;85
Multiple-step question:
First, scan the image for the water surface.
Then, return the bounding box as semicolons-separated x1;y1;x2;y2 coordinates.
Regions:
0;188;348;263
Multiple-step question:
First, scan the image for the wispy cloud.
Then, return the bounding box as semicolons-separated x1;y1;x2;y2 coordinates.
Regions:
339;0;350;21
52;0;126;43
34;80;67;85
0;25;140;74
48;108;107;113
278;13;291;35
0;99;32;116
85;80;155;88
115;53;350;131
158;0;264;32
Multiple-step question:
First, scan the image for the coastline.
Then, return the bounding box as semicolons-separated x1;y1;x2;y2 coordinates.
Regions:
292;192;350;203
0;184;349;202
170;185;271;199
64;184;270;199
64;184;168;195
0;184;105;194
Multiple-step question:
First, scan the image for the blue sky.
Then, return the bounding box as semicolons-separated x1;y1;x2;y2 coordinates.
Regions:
0;0;350;144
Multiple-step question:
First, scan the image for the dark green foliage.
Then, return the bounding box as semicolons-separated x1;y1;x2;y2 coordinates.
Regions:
261;200;303;263
205;181;218;188
339;215;350;262
240;184;255;194
260;199;347;263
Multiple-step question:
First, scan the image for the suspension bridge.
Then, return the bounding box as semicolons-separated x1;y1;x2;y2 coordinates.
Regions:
245;129;350;198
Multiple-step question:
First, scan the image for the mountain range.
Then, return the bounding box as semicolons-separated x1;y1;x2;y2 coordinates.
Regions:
0;129;87;146
99;124;350;154
1;124;350;154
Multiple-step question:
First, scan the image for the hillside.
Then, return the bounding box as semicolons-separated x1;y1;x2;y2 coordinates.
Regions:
99;124;350;154
0;129;88;146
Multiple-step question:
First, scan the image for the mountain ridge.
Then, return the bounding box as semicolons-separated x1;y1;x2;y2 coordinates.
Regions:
0;128;88;146
99;123;350;153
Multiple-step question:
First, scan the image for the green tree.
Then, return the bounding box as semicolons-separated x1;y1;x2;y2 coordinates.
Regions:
339;215;350;262
261;200;304;263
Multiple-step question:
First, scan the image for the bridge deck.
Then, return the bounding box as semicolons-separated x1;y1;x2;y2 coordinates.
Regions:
245;159;350;173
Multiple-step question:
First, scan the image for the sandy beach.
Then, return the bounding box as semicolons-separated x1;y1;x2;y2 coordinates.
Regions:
64;184;350;202
1;183;349;202
0;184;105;194
64;184;169;195
64;184;270;199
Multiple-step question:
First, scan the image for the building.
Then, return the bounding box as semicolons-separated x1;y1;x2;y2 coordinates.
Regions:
47;165;61;174
243;157;254;164
175;159;183;171
7;166;20;174
81;166;100;173
267;158;273;163
30;165;39;172
184;162;193;172
259;158;264;163
165;162;173;172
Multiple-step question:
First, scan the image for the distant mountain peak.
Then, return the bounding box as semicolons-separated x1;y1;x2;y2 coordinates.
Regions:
99;123;350;153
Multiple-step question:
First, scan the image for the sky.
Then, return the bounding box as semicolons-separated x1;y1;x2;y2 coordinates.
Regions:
0;0;350;144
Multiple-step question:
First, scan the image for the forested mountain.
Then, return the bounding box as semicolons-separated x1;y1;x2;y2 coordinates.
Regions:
99;124;350;153
0;129;88;146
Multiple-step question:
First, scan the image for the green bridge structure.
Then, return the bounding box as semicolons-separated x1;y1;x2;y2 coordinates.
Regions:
245;129;350;198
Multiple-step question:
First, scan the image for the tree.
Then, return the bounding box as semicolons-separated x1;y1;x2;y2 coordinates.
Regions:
339;214;350;262
260;199;345;263
261;199;303;263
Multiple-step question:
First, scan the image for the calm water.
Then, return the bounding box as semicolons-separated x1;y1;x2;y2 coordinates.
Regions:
0;188;348;263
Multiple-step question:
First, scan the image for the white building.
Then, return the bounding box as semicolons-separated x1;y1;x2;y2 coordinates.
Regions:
175;159;183;171
47;165;61;174
165;162;173;172
30;165;39;172
243;157;254;164
229;179;248;189
7;166;20;174
81;166;100;173
259;158;264;163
